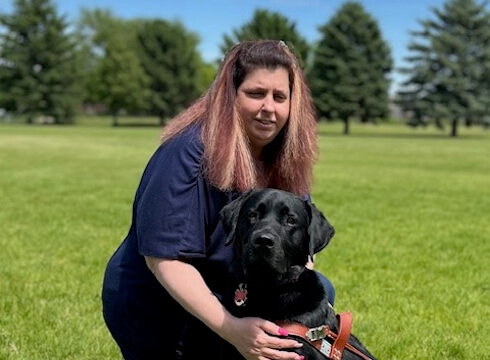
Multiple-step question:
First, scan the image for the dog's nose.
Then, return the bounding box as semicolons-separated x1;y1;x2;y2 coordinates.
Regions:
253;234;275;249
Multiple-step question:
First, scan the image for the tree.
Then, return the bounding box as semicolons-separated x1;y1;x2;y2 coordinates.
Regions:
396;0;490;137
197;59;217;94
220;9;309;66
76;9;150;123
0;0;80;123
136;20;202;125
75;8;123;107
309;1;393;134
96;33;150;125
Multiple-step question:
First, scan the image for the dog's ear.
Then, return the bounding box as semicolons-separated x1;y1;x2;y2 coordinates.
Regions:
306;202;335;256
220;189;255;246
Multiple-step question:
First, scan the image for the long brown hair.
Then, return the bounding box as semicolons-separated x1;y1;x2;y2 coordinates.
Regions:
161;40;318;196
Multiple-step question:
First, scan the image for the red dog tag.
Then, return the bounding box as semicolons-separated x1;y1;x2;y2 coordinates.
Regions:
234;283;248;306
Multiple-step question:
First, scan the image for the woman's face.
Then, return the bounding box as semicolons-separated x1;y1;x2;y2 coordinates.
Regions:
236;67;290;158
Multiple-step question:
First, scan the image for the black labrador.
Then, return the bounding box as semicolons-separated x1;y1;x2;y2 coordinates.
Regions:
219;188;377;360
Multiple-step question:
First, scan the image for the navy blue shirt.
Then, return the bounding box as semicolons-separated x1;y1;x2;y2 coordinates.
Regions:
102;124;239;358
102;124;333;359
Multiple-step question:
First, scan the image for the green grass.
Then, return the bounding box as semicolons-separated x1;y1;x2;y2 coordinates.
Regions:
313;123;489;359
0;120;488;359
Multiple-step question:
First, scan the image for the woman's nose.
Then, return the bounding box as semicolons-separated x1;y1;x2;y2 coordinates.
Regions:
261;95;274;112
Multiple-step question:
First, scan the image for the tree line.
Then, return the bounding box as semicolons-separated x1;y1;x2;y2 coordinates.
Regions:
1;0;489;136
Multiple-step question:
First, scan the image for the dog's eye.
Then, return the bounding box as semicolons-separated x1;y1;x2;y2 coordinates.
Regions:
247;211;258;223
286;216;296;226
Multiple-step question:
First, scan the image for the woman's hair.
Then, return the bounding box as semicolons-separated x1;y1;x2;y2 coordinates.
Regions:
161;40;318;196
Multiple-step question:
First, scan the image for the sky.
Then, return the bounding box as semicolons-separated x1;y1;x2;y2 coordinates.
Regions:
0;0;467;91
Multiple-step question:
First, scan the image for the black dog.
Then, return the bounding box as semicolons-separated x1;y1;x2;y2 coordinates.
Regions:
220;188;377;360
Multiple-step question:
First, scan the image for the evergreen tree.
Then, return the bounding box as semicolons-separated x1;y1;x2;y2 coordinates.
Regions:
397;0;490;137
0;0;80;123
136;20;202;125
309;1;393;134
220;9;309;66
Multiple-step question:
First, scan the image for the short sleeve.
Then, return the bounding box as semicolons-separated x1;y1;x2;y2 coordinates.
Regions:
134;126;209;259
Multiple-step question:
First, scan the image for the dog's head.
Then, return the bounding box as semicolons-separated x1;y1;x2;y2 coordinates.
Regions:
220;188;335;285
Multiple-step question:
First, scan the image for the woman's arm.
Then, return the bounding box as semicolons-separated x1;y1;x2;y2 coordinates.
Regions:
145;257;304;360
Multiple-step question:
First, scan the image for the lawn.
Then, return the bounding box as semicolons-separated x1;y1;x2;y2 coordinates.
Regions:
0;120;488;359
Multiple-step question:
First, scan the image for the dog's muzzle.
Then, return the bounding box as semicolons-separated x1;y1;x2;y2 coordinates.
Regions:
243;230;288;279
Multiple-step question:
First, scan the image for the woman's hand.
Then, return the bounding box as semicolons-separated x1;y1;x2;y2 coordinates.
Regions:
223;316;304;360
306;255;315;270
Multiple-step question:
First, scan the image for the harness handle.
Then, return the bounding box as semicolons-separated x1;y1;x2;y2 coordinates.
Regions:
330;312;352;360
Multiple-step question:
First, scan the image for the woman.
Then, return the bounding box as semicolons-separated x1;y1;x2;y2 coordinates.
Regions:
102;40;334;360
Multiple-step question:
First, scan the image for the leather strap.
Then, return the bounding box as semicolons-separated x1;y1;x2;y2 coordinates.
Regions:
276;321;327;352
277;312;374;360
330;312;352;360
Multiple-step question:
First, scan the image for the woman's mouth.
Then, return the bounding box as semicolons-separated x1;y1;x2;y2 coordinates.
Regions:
255;119;275;127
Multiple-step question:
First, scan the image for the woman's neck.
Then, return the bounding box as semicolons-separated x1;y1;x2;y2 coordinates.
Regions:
251;145;263;162
253;157;269;187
